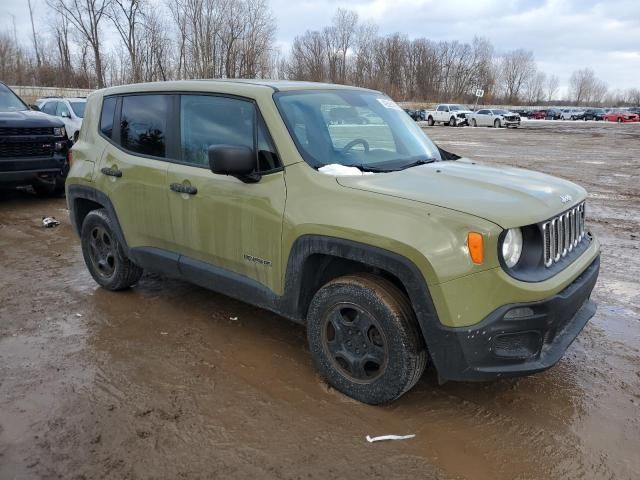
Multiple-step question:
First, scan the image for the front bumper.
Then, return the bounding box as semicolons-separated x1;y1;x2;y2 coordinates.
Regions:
0;154;68;185
428;255;599;382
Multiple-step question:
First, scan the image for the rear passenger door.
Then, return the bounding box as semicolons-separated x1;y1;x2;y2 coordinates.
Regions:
96;94;176;257
166;94;286;294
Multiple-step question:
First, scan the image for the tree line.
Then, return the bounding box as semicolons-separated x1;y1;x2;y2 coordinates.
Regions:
1;1;639;106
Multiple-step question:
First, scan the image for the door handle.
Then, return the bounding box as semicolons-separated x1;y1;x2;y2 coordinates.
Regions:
170;183;198;195
101;166;122;178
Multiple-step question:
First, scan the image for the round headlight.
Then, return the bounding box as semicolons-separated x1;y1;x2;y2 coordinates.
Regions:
502;228;523;268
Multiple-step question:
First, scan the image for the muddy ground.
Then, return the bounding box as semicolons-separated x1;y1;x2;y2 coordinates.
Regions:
1;121;638;480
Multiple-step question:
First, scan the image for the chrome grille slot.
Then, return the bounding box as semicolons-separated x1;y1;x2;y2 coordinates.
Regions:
542;202;586;267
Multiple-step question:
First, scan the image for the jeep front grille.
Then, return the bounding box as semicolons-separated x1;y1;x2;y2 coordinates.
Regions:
542;202;586;267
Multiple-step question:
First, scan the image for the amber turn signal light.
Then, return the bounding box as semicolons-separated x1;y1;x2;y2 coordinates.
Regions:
467;232;484;264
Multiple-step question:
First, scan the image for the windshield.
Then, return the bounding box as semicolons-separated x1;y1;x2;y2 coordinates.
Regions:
492;109;508;115
274;90;441;171
448;105;467;111
0;84;28;112
70;101;86;118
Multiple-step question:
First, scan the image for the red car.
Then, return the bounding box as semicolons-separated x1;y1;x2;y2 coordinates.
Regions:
603;111;640;123
529;110;547;119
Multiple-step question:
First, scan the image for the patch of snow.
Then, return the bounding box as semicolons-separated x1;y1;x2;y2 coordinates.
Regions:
318;164;375;176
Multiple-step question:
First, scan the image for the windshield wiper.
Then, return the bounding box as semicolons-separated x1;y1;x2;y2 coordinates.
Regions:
389;158;437;171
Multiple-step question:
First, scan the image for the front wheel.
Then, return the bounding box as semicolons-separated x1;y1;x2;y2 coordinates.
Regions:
427;116;434;126
494;119;501;128
81;209;143;290
449;116;457;127
306;274;427;405
617;117;623;123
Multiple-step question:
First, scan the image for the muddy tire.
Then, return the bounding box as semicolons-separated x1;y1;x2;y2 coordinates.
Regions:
306;274;427;405
80;209;143;290
471;119;477;127
449;116;457;127
427;116;434;126
494;119;501;128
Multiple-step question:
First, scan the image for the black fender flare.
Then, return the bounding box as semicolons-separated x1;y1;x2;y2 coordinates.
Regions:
67;184;130;252
281;235;440;339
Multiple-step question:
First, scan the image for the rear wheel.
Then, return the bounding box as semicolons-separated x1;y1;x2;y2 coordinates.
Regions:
81;209;143;290
471;119;477;127
306;274;427;405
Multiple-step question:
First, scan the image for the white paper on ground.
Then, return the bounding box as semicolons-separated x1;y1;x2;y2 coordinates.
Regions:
318;164;375;176
366;434;416;443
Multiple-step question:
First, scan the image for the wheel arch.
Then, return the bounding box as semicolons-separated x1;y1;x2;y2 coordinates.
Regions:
282;235;440;344
67;184;129;251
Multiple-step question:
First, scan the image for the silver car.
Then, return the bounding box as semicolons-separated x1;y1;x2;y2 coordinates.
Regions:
469;108;521;128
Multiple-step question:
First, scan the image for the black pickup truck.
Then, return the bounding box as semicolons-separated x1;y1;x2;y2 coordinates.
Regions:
0;82;70;195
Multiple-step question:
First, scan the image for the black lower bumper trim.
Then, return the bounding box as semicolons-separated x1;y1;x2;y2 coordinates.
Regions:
428;256;600;382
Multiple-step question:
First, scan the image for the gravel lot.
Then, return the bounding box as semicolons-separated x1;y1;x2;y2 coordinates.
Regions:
1;120;638;480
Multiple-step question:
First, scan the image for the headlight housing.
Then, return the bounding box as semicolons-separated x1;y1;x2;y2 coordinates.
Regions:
53;127;66;138
501;228;523;268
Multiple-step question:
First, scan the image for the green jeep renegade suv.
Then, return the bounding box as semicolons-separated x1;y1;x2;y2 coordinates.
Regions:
67;80;600;404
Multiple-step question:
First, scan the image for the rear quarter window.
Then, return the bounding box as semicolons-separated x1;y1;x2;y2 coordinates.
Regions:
100;97;116;138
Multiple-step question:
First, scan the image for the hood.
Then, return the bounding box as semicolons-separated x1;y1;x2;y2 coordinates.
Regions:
0;110;65;128
335;159;586;228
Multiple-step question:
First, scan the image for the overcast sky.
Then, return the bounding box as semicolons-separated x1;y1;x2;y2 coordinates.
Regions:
2;0;639;94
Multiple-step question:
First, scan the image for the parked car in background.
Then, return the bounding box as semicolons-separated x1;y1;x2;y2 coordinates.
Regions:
424;104;473;126
560;108;585;120
626;107;640;116
469;108;520;128
545;108;562;120
0;82;69;195
603;110;640;123
37;97;86;142
583;108;606;121
402;108;423;121
511;109;531;118
529;110;547;120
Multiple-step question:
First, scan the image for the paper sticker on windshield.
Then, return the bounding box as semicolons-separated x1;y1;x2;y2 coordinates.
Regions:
377;98;402;111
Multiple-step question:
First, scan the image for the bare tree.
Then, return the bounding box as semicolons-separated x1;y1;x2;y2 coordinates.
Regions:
28;0;43;68
288;30;327;81
109;0;145;83
524;71;546;105
569;68;607;105
498;49;535;103
48;0;112;88
546;74;559;102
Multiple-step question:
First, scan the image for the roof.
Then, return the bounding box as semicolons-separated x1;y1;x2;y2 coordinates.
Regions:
95;79;379;97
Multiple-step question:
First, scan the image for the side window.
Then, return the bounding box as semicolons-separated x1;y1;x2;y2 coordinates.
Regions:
41;101;58;115
56;102;70;117
477;109;488;115
100;97;116;138
180;95;254;167
437;105;445;112
120;95;170;158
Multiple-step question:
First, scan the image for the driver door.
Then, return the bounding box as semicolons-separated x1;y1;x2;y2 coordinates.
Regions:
166;94;286;294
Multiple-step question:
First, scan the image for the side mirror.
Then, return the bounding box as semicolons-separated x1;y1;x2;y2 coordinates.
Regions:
62;111;71;118
208;144;260;183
